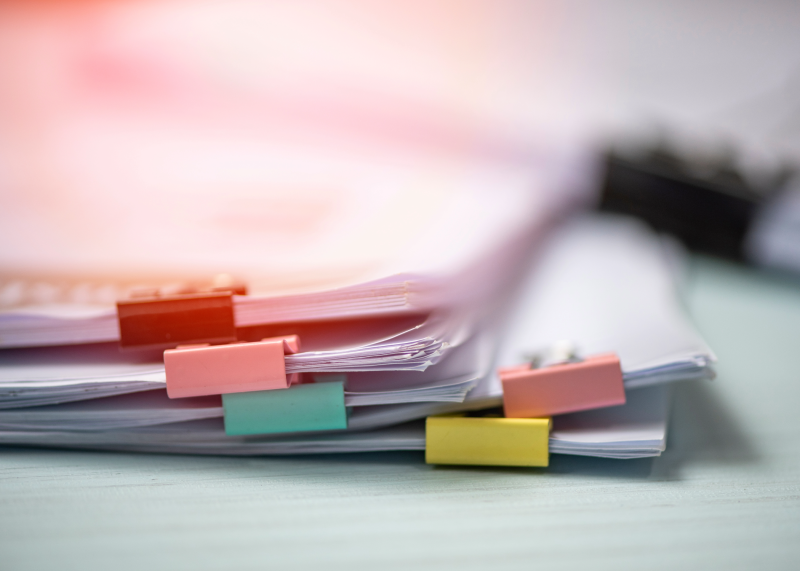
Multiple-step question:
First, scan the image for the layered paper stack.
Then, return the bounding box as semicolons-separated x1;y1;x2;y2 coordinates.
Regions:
0;213;715;459
0;1;714;463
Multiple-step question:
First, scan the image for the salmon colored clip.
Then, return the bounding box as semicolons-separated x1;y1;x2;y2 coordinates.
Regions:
499;352;625;418
164;335;300;399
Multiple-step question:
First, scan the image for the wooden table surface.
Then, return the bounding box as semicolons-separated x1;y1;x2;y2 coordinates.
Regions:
2;256;799;570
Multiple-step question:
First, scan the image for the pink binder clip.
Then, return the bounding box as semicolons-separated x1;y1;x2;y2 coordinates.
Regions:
164;335;300;399
499;350;625;418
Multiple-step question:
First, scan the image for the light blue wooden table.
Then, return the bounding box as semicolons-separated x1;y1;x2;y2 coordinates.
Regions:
1;257;799;570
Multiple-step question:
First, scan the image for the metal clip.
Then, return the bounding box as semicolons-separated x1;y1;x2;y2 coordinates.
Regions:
526;340;583;369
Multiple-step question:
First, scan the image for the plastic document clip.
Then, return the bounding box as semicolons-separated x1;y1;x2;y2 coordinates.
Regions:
223;381;348;436
117;292;237;350
164;335;300;399
500;352;625;418
425;413;550;467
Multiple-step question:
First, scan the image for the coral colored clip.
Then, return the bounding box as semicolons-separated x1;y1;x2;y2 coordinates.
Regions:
164;335;300;399
499;352;626;418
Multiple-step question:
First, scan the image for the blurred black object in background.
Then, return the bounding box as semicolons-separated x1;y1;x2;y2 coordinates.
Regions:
599;142;795;262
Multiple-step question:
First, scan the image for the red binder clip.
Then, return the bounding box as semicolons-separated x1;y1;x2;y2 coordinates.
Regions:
164;335;301;399
499;343;625;418
117;292;237;350
116;275;247;350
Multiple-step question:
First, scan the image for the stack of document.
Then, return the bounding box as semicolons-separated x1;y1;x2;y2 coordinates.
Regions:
0;138;582;432
0;0;715;464
0;214;715;459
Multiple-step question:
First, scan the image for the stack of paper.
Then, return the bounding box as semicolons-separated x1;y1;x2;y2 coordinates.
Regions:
0;144;587;348
0;386;670;459
0;279;413;348
0;214;715;458
0;324;481;410
0;0;715;464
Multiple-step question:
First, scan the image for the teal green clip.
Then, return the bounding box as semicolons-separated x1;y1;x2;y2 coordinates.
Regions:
222;381;348;436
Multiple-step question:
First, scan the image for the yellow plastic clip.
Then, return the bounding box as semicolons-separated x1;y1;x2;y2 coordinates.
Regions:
425;413;550;467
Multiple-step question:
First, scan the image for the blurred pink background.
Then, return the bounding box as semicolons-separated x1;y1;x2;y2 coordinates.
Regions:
1;0;799;286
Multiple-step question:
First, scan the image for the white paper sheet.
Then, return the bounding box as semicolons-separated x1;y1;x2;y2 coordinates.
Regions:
494;213;716;382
